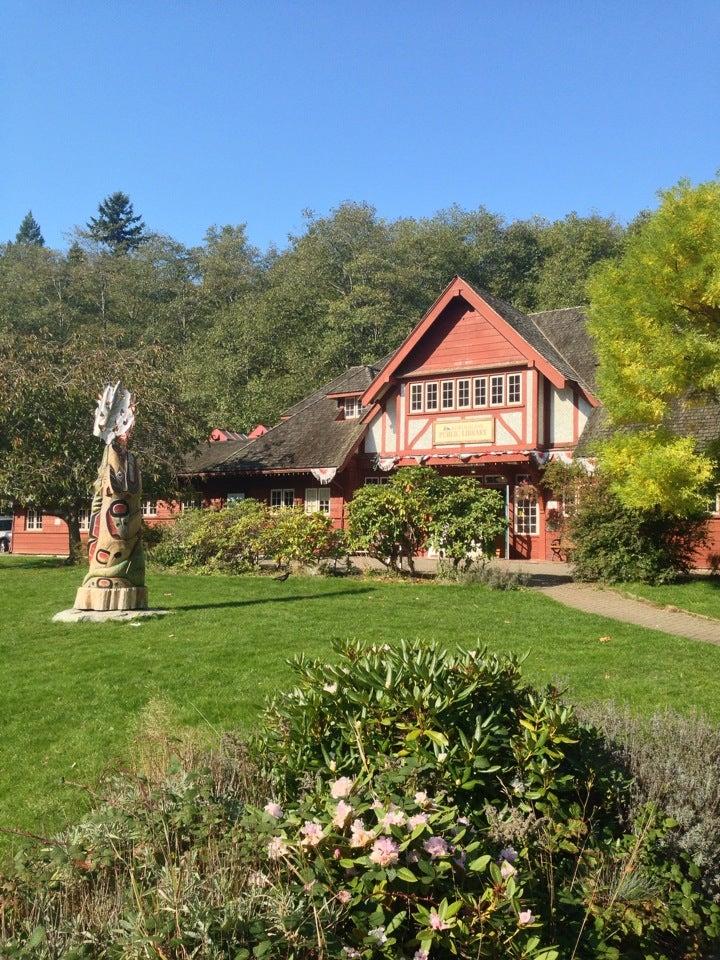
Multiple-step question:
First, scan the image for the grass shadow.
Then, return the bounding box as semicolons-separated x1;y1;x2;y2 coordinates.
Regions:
173;586;375;611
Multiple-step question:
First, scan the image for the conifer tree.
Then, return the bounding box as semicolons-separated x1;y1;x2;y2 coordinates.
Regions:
15;210;44;246
87;191;146;253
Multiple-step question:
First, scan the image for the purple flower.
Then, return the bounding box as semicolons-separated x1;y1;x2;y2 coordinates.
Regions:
423;836;449;859
500;845;518;863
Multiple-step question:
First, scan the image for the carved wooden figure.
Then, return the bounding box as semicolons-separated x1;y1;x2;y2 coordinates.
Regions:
74;382;147;611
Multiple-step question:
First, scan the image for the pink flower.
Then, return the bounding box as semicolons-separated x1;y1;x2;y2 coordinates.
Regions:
267;836;289;859
337;889;352;904
414;951;429;960
264;801;283;819
330;776;354;798
350;818;374;848
429;909;449;930
518;909;534;926
369;836;400;867
333;847;342;859
500;859;516;880
414;791;429;806
408;813;429;831
333;800;353;828
423;836;449;859
380;807;406;829
300;820;323;847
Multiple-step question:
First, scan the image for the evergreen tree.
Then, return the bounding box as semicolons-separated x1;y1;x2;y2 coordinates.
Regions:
87;191;146;253
15;210;44;246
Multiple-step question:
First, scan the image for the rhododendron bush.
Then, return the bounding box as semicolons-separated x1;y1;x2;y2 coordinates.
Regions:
254;641;719;958
2;643;718;958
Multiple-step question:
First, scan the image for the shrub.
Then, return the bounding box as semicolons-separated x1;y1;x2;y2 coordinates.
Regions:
579;701;720;899
256;641;719;958
151;500;346;574
348;468;507;574
260;505;347;572
570;480;707;584
3;647;719;958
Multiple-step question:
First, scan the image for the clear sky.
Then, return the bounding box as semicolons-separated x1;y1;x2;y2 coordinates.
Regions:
2;0;719;251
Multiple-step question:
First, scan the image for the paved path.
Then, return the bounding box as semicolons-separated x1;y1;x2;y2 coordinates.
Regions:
539;582;720;645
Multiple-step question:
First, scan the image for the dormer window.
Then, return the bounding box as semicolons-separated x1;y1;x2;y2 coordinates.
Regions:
342;397;361;419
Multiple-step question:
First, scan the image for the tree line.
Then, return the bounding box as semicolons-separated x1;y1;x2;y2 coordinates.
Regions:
2;192;634;433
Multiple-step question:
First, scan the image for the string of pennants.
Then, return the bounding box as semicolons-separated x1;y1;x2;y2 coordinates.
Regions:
372;451;596;473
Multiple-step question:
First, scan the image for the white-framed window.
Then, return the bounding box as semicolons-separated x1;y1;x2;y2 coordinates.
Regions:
304;487;331;514
425;382;439;411
226;492;245;504
343;397;361;419
79;506;91;530
515;482;539;536
142;499;158;517
473;376;487;407
271;488;295;509
441;380;455;409
410;383;423;413
508;372;522;404
457;378;471;408
709;489;720;515
26;508;43;531
490;374;505;406
365;476;390;485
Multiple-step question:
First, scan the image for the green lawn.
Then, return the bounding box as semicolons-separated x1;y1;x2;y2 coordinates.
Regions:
617;577;720;621
3;556;720;856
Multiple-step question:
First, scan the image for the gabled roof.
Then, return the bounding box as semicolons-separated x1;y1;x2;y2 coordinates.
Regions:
185;395;368;476
361;277;599;407
529;306;598;393
281;363;385;419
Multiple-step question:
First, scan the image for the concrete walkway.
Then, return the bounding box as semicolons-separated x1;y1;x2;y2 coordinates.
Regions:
539;582;720;645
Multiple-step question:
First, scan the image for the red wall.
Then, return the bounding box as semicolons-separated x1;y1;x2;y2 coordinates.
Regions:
398;300;524;376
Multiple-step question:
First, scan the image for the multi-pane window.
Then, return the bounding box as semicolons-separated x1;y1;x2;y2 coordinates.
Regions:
79;506;91;530
304;487;331;514
271;488;295;509
441;380;455;409
457;379;470;408
226;492;245;504
410;383;423;412
343;397;361;419
474;377;487;407
365;476;390;485
425;382;439;410
515;482;538;536
142;499;158;517
508;373;522;404
490;375;504;406
26;508;42;531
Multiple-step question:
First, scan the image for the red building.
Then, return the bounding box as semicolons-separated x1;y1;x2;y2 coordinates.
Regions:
11;277;720;565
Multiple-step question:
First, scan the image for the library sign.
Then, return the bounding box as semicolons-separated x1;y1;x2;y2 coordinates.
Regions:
433;417;494;446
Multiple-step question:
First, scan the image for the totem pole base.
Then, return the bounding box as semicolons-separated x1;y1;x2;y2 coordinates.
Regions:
74;585;148;612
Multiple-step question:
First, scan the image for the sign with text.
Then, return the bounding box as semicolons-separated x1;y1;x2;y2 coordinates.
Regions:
433;417;494;446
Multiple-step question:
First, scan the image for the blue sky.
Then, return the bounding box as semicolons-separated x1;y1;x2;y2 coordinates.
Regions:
2;0;719;251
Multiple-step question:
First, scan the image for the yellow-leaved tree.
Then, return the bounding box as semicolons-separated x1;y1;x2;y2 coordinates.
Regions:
587;178;720;515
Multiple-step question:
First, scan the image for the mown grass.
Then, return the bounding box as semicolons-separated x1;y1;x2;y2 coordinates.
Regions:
618;577;720;621
3;555;720;856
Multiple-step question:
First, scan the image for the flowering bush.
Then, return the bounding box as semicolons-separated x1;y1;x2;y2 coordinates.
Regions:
256;641;720;958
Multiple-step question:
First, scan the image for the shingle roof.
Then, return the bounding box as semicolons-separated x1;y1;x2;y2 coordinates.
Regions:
281;364;384;419
185;395;368;475
575;397;720;457
529;306;599;392
478;289;594;392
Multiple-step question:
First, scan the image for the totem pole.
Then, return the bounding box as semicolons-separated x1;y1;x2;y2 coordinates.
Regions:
74;382;147;611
